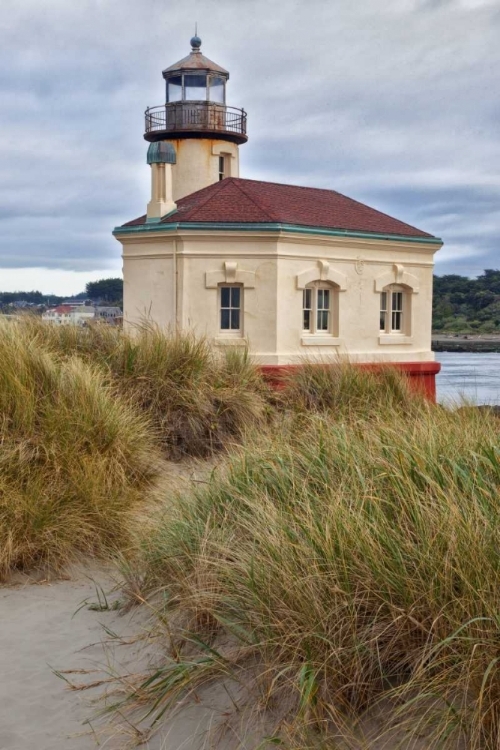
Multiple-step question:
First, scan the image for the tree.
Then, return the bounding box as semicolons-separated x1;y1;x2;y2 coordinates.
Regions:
85;278;123;304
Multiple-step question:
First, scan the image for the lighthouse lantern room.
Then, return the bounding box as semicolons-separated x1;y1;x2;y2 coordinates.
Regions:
144;36;247;202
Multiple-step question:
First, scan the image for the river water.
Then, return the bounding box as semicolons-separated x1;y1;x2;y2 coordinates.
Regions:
436;352;500;405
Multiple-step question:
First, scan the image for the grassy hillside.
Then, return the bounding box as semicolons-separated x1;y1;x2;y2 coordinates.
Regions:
433;269;500;333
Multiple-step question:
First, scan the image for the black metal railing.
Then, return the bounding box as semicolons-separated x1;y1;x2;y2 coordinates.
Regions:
145;102;247;137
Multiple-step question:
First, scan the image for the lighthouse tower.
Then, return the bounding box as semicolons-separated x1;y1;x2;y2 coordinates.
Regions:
144;35;248;204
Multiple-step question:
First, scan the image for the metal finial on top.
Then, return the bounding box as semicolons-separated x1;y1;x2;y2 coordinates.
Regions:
190;24;202;51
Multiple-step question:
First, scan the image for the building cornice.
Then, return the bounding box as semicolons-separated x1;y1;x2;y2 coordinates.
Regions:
113;221;443;248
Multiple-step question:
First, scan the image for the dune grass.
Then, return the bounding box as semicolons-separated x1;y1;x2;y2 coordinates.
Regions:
17;318;269;458
0;322;161;578
6;317;499;746
132;384;500;748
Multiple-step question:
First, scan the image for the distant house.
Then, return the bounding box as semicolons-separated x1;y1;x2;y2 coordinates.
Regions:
42;305;122;326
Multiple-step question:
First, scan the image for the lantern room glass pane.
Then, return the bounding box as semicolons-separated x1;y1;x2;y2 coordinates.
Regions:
209;76;225;103
167;76;182;103
184;74;207;100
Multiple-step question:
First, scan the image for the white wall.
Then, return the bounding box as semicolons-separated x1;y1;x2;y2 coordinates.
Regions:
118;228;440;363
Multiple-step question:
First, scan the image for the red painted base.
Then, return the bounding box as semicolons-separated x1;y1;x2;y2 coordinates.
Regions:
260;361;441;402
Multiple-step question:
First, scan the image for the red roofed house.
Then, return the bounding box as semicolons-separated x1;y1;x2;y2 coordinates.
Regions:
113;36;442;397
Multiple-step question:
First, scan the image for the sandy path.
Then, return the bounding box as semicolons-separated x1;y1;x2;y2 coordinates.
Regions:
0;568;131;749
0;567;259;750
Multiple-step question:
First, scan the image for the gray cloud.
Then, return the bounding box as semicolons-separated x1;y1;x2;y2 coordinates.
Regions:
0;0;499;279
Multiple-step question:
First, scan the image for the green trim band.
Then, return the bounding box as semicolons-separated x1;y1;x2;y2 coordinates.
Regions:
113;221;442;245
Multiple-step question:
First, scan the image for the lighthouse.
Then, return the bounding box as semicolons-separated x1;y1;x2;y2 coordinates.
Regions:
144;35;247;204
115;38;443;399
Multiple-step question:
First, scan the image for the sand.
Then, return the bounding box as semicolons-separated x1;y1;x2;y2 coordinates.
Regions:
0;566;264;750
0;566;468;750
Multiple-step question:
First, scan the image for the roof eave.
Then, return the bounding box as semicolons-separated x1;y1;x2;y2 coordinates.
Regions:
113;221;442;246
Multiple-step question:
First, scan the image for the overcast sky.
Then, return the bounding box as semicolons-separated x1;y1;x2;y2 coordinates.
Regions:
1;0;499;294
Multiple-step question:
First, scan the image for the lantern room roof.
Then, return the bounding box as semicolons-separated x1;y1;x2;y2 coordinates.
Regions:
162;38;229;77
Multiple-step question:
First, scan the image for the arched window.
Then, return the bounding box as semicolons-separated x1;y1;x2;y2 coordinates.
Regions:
380;285;411;335
302;281;339;337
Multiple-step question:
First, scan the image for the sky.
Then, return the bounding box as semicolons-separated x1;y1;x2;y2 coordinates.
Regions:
0;0;499;294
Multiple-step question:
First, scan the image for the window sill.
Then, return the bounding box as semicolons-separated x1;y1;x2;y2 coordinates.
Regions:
301;335;342;347
378;334;413;345
214;336;246;346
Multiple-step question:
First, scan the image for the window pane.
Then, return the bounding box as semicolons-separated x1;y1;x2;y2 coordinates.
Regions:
303;289;312;310
392;311;402;331
317;310;329;331
184;74;207;100
303;310;310;331
221;287;230;307
221;308;230;329
167;76;182;102
230;286;240;308
380;311;387;331
209;76;225;103
322;289;330;310
392;292;403;312
317;289;324;309
231;309;240;330
380;292;387;312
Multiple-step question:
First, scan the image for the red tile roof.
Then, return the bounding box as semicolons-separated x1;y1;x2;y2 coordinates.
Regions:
123;178;436;239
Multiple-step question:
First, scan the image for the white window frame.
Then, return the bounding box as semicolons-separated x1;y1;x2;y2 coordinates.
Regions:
218;284;243;337
302;281;338;337
218;155;226;181
379;285;411;336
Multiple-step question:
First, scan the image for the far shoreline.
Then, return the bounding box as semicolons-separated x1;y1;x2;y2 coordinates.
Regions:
433;334;500;353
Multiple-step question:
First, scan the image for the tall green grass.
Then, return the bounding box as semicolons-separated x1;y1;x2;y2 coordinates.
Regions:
0;322;161;578
135;392;500;748
18;318;269;458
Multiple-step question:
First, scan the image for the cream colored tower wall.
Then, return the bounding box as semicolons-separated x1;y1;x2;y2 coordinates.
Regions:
117;229;439;364
166;139;239;201
122;238;176;330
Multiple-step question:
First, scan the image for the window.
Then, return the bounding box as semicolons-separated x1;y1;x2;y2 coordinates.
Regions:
380;287;407;334
303;288;312;331
218;155;227;181
184;74;207;101
167;75;182;102
209;76;225;104
220;285;241;332
303;284;336;335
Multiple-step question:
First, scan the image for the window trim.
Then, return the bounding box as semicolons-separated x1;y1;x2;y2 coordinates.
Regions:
218;155;226;181
300;280;342;347
378;284;413;344
218;283;243;337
